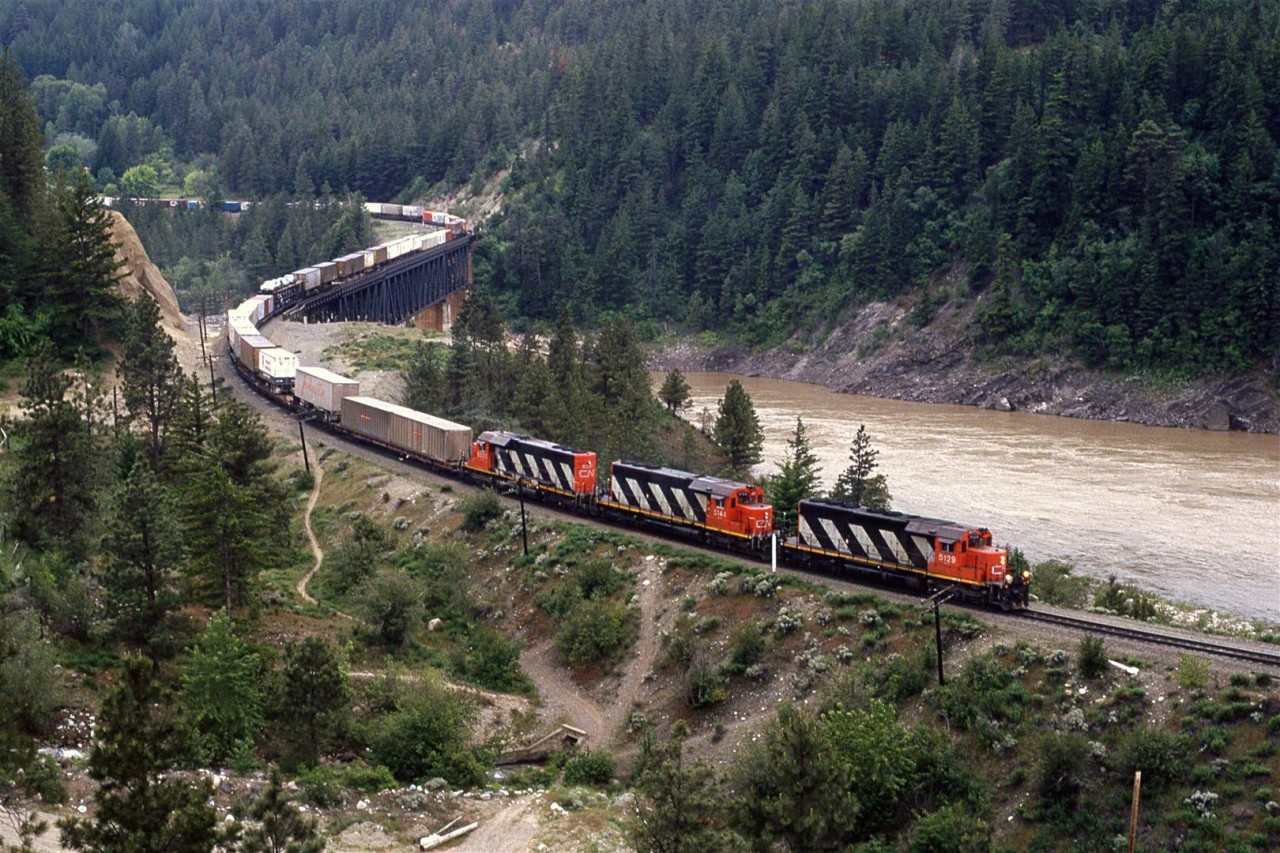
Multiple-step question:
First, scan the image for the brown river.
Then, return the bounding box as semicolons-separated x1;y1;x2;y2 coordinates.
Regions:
668;372;1280;624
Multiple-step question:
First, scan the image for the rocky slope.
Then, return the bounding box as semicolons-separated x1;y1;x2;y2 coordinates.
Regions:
109;210;183;335
650;299;1280;434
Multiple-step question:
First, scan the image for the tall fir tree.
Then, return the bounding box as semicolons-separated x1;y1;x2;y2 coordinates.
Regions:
712;379;763;474
100;457;182;661
769;417;821;530
9;342;99;560
0;47;46;221
119;295;184;471
658;368;692;415
830;424;892;511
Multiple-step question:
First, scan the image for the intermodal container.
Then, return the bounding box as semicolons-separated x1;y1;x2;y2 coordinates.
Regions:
293;366;359;415
382;204;404;218
258;348;298;381
295;267;322;292
317;262;338;286
423;229;447;251
340;397;472;464
223;201;242;212
369;245;389;265
238;334;276;373
403;205;423;219
430;211;448;225
363;202;383;215
186;200;200;211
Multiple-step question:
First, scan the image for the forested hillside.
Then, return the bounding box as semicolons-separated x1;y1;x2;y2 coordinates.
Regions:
5;0;1277;374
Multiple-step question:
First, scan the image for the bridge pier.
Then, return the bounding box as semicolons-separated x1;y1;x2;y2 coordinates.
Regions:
413;288;468;332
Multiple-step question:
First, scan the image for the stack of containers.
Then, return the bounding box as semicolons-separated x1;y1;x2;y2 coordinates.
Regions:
295;267;322;292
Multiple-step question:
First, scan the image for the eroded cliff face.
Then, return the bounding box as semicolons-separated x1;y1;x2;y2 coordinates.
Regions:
108;210;184;335
649;299;1280;434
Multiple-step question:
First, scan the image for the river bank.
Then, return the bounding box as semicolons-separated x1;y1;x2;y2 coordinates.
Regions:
646;300;1280;434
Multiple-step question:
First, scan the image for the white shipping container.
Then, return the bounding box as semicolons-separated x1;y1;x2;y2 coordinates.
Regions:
430;211;448;225
423;229;447;250
403;205;423;219
293;366;359;414
258;348;298;381
383;204;404;217
364;202;383;215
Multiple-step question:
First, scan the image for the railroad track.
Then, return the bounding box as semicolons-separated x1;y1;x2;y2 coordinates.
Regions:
1020;608;1280;668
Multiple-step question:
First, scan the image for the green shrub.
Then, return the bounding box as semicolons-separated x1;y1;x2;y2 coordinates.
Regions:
1037;732;1091;809
337;764;396;793
179;613;263;766
562;749;615;786
297;765;344;807
1115;727;1190;787
687;658;727;707
370;683;486;787
556;599;635;668
1077;635;1108;679
459;489;503;532
727;622;765;673
353;568;425;647
1028;559;1092;608
1178;655;1210;690
907;803;992;853
452;626;529;693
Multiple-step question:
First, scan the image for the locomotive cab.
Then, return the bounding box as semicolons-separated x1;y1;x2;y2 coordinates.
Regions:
703;484;773;539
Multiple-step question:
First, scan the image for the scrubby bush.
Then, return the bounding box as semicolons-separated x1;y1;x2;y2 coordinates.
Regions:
907;803;992;853
687;657;727;707
562;749;615;786
459;489;503;532
370;682;486;787
452;626;528;693
1178;654;1210;690
1077;635;1108;679
353;568;425;647
727;622;765;673
1037;732;1091;810
1115;726;1191;787
179;612;263;767
556;599;635;668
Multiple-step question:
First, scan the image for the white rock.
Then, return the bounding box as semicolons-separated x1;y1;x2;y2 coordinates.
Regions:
357;799;370;810
77;805;87;814
550;802;567;814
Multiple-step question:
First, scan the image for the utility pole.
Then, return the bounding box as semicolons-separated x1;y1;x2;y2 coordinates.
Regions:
1129;771;1142;853
517;483;528;555
922;587;955;686
298;420;310;474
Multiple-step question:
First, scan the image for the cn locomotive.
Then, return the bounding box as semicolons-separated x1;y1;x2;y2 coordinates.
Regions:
223;216;1029;611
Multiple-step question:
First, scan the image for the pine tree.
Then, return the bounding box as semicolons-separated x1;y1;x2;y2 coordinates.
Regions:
730;703;859;849
36;171;125;353
0;47;47;221
177;399;286;616
239;767;323;853
101;458;182;660
712;380;763;474
119;295;185;471
59;656;222;853
627;723;731;853
275;638;350;769
830;424;892;511
590;317;654;460
769;417;821;530
658;368;692;415
9;342;99;560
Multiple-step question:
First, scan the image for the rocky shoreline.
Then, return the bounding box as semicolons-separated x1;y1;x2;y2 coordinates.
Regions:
647;301;1280;435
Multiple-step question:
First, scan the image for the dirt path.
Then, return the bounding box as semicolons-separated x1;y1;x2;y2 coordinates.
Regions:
519;556;665;750
451;798;541;852
296;458;325;606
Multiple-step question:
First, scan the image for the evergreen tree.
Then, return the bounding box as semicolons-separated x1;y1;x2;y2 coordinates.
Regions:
119;295;184;471
100;458;182;661
627;723;732;853
177;399;286;616
0;48;46;221
589;317;654;461
830;424;892;511
730;703;859;849
239;768;323;853
275;638;350;769
769;417;821;530
59;656;222;853
658;368;692;415
9;342;98;560
35;171;124;354
712;379;763;474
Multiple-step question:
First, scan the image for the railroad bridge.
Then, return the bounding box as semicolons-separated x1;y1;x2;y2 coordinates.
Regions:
284;233;473;326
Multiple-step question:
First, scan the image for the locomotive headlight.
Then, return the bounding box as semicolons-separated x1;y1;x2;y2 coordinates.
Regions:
1023;571;1031;580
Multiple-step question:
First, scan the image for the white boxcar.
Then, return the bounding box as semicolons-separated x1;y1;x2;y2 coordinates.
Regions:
293;366;359;415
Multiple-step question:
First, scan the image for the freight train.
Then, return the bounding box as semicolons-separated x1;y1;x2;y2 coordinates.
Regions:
225;238;1029;610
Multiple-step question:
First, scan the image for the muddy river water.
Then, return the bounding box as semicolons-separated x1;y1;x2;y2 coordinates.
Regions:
667;372;1280;623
